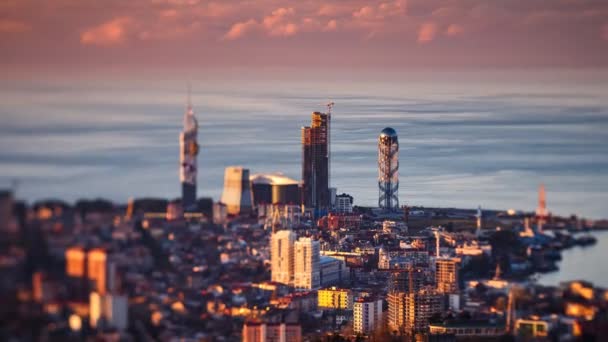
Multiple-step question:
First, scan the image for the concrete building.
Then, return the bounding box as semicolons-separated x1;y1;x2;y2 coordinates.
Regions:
388;287;443;334
436;257;460;294
319;256;349;287
294;237;320;290
220;166;254;215
270;230;297;285
334;193;353;213
317;287;352;310
242;321;302;342
353;296;383;335
378;127;399;210
179;87;199;211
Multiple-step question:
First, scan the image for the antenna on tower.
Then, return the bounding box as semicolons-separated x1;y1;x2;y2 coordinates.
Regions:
187;81;192;110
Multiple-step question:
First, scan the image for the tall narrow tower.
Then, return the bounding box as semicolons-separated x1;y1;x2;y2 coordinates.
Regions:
179;87;199;211
378;127;399;210
301;111;330;212
536;183;547;232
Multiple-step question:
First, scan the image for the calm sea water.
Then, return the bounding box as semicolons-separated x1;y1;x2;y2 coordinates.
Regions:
0;69;607;219
537;231;608;288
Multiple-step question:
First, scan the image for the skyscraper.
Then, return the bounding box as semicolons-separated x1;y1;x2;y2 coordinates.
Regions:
378;127;399;210
301;112;330;212
294;237;320;290
220;166;254;215
271;229;297;285
179;88;199;211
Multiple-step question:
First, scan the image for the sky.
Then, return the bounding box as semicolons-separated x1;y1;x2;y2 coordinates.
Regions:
1;0;608;72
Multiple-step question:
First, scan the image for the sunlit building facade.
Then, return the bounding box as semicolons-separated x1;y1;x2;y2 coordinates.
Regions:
378;127;399;210
302;112;330;212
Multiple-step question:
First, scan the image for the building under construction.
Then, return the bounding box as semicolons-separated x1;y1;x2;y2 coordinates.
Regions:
378;127;399;210
301;111;330;212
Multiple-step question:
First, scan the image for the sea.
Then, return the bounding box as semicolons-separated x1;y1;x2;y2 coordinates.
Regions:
0;68;607;220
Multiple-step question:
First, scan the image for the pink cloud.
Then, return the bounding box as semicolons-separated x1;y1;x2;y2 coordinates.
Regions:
0;19;31;33
602;24;608;41
224;19;258;40
446;24;464;37
417;22;437;43
80;17;133;46
325;19;338;32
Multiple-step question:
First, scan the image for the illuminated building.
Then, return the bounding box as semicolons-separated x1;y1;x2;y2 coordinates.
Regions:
242;321;302;342
220;166;253;215
271;229;297;285
436;257;460;294
301;111;330;212
294;237;320;290
87;248;107;295
353;296;383;335
65;247;86;277
317;287;352;309
378;127;399;210
388;287;443;334
179;87;199;211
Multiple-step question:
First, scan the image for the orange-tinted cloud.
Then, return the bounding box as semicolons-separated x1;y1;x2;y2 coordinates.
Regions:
0;0;607;68
0;19;31;33
418;22;437;43
446;24;464;37
224;19;258;40
81;17;133;46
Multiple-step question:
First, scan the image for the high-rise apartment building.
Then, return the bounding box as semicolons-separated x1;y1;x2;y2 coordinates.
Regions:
301;112;330;212
220;166;254;215
271;229;297;285
353;296;383;335
294;237;320;290
436;257;460;294
388;287;443;334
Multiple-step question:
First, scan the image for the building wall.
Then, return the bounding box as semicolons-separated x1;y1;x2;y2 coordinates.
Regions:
271;230;296;285
294;237;320;290
220;166;253;215
318;288;352;310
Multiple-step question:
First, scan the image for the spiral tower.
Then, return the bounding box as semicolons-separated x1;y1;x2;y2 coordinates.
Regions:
378;127;399;210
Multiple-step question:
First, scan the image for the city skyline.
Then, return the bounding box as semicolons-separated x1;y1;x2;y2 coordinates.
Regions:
2;2;608;340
